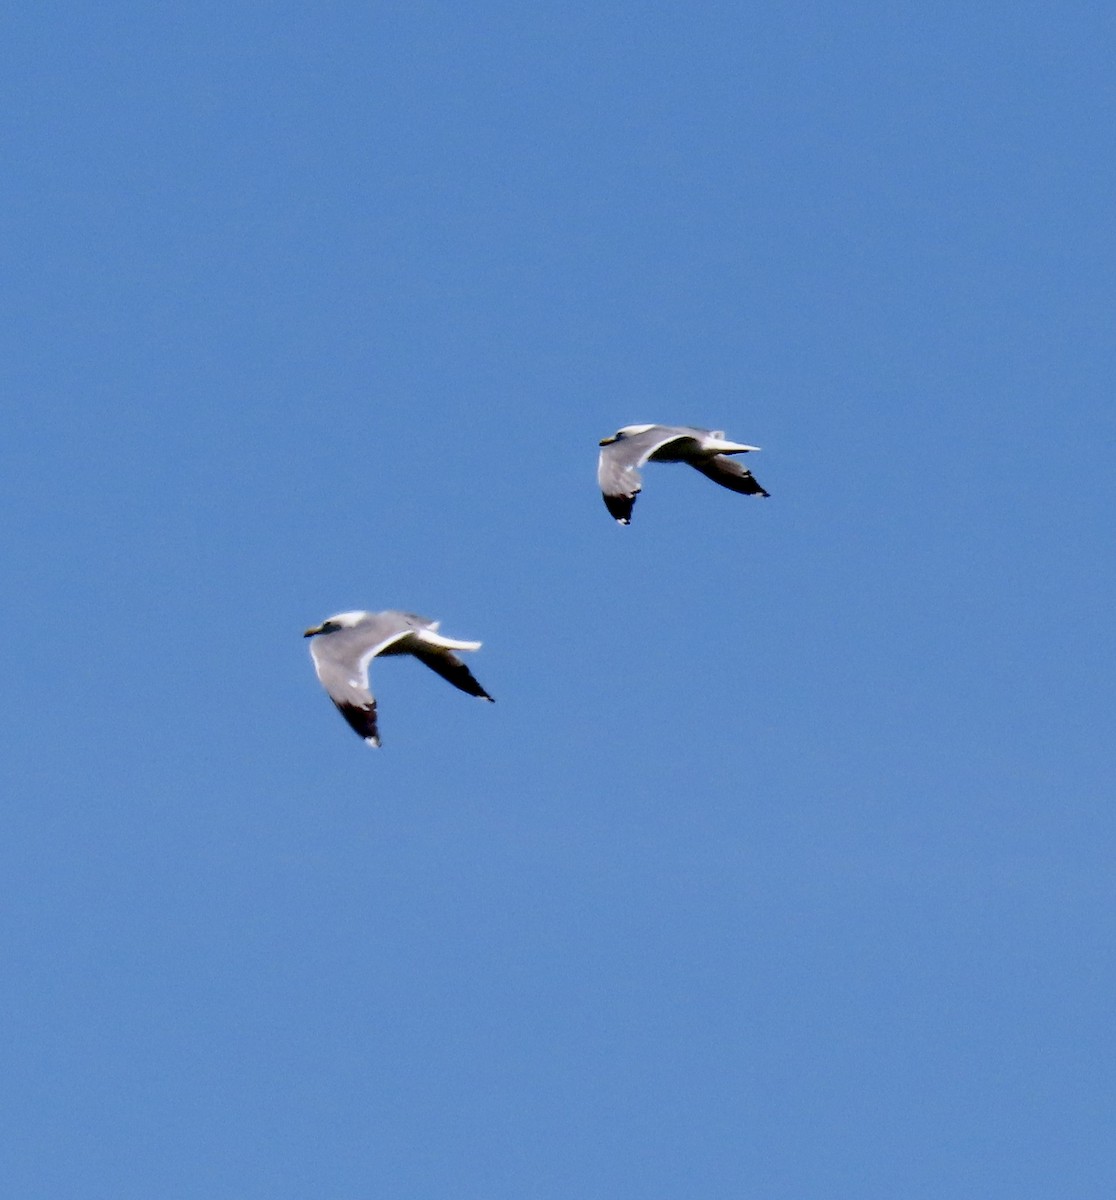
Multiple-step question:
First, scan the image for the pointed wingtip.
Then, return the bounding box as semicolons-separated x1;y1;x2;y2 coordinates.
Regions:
602;490;636;524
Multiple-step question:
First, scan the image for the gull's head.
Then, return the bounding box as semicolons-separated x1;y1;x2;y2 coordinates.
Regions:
303;610;369;637
599;423;656;446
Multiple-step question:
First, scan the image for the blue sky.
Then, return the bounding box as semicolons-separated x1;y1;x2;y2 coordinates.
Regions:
4;2;1115;1196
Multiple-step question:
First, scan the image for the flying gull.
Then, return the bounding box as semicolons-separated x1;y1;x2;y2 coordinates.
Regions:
303;610;493;747
597;423;769;524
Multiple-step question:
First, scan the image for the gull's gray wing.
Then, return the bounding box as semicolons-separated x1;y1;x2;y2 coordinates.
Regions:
308;615;413;746
597;426;694;524
409;643;494;701
691;454;770;497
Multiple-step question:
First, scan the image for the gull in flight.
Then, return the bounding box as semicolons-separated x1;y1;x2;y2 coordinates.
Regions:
303;610;493;747
597;423;769;524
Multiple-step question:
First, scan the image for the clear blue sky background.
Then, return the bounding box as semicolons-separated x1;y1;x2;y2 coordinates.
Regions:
4;3;1115;1196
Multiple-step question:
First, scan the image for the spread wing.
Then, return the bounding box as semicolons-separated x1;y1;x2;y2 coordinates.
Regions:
597;427;692;524
409;643;494;701
309;620;412;747
690;454;770;497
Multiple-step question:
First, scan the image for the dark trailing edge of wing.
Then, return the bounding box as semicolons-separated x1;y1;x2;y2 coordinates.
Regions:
335;700;381;746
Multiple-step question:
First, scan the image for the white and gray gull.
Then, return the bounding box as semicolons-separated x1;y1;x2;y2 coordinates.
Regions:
597;423;769;525
304;610;493;747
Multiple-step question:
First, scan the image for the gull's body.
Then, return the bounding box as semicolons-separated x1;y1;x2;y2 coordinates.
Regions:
597;423;769;524
303;610;493;747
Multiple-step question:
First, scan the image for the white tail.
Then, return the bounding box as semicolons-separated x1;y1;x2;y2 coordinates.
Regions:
417;629;482;652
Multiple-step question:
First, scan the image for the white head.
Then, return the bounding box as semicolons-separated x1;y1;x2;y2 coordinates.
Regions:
599;423;657;446
303;611;369;637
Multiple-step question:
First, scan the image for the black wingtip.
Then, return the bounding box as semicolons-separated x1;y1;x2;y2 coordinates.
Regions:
603;493;636;524
336;700;380;746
